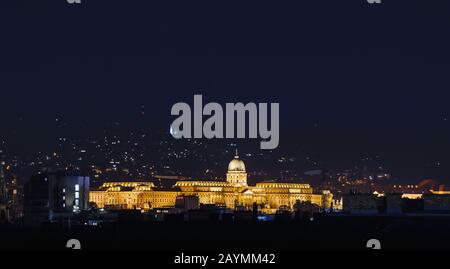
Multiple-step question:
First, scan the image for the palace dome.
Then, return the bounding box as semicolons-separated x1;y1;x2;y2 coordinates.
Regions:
228;155;246;172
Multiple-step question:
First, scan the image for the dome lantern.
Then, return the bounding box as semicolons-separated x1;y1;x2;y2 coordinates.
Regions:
226;149;247;186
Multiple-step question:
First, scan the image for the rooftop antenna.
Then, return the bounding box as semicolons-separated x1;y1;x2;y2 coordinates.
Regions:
235;148;239;158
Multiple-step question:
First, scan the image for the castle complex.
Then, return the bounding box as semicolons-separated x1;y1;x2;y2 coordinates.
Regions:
90;152;332;213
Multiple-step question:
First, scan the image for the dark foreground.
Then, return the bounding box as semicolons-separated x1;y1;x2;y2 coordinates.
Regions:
1;215;450;249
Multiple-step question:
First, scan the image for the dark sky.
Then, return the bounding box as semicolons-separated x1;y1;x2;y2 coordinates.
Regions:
1;0;450;180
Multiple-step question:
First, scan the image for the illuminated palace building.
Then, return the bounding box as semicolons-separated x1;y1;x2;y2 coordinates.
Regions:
90;153;333;213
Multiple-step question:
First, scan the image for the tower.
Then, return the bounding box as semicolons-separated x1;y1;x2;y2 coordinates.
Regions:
226;150;248;186
0;163;7;204
0;161;9;223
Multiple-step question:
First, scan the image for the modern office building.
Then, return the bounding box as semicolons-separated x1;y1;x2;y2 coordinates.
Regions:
24;172;90;225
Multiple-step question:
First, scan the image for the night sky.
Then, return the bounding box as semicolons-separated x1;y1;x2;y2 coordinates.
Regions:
1;0;450;181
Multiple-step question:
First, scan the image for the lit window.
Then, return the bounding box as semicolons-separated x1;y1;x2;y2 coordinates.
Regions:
75;184;80;191
75;192;79;199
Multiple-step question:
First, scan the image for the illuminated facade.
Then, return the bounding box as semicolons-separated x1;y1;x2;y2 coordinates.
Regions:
90;153;333;213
